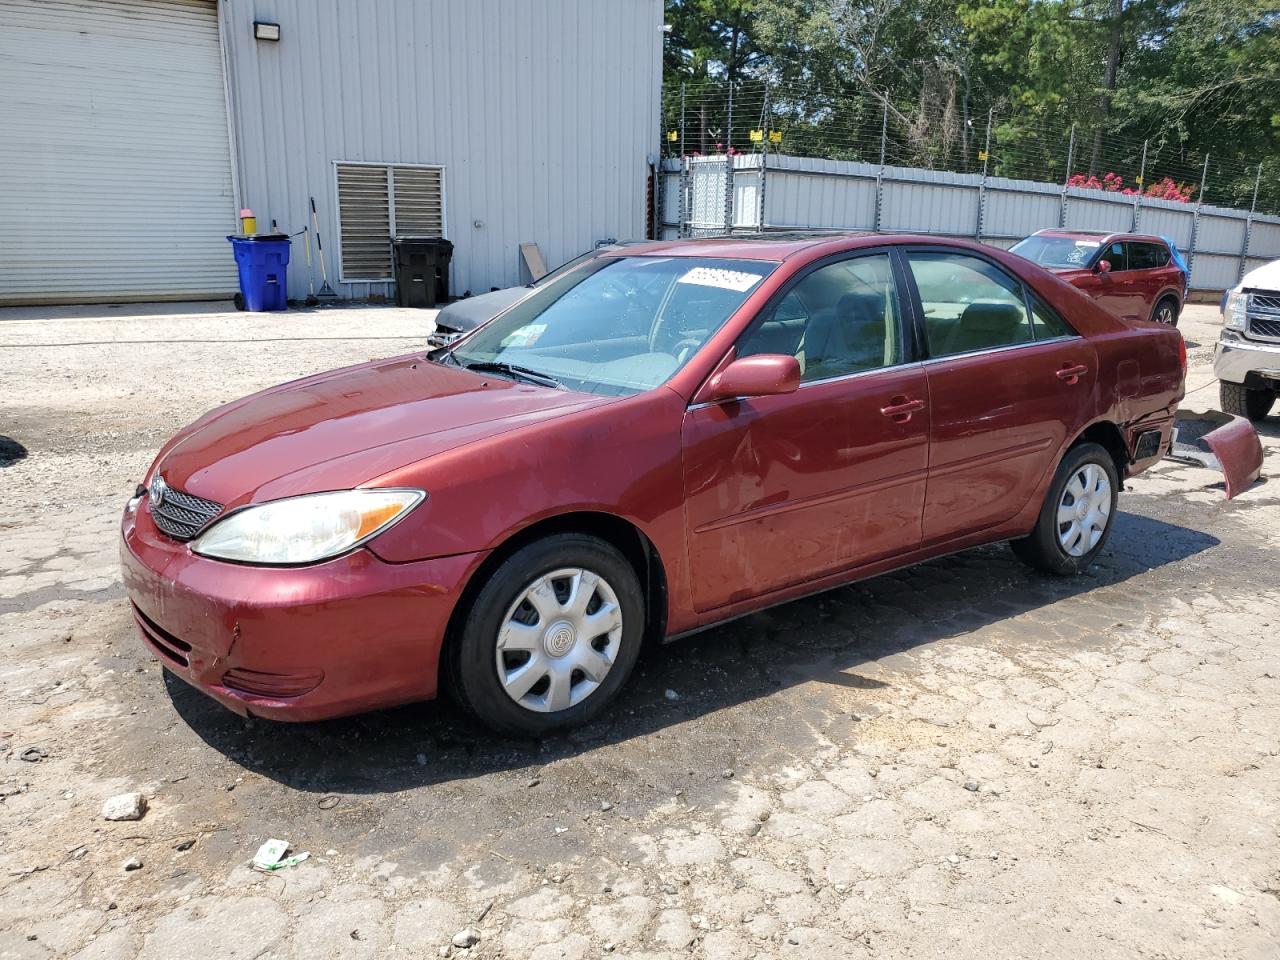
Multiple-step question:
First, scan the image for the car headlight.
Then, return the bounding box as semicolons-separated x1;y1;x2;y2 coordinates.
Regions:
191;488;425;565
1224;290;1249;331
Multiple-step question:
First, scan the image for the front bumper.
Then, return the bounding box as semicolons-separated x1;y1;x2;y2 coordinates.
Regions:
1214;337;1280;388
120;498;484;721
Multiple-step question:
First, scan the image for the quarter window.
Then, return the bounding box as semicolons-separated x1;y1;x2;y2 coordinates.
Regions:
739;253;902;381
1029;295;1074;340
906;252;1033;357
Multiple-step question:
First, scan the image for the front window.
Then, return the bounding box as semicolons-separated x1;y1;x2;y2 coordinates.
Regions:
1010;235;1100;269
446;256;776;395
738;253;902;381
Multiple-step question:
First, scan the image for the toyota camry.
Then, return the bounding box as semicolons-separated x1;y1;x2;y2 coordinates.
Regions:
121;234;1185;735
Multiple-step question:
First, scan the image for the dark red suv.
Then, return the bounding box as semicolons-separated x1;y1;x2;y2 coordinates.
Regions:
1010;230;1186;326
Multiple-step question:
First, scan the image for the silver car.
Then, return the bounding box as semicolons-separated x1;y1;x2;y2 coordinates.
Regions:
428;241;645;348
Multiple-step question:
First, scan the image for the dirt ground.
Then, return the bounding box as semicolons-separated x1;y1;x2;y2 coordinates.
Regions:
1;300;1277;960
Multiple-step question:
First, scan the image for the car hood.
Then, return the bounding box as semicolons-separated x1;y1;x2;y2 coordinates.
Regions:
1240;258;1280;292
434;286;530;332
154;356;611;507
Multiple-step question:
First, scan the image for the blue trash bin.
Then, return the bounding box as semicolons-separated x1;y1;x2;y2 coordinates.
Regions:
227;234;291;311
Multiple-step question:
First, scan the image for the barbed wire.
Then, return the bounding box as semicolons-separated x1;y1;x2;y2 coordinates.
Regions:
661;80;1274;216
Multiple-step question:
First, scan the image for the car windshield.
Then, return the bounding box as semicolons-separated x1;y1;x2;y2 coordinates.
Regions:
1010;235;1100;269
447;256;775;396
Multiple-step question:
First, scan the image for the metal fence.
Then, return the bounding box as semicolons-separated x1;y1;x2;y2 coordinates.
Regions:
658;82;1279;292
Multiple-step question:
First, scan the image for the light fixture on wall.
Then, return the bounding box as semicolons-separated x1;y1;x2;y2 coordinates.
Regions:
253;21;281;41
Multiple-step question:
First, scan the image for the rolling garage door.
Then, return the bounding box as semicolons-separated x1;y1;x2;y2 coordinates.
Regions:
0;0;237;304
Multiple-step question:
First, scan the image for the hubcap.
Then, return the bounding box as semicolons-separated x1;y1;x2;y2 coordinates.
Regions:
1057;463;1112;557
1156;305;1174;324
495;568;623;713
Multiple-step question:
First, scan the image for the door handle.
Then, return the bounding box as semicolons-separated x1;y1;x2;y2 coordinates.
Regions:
880;397;925;421
1056;363;1089;384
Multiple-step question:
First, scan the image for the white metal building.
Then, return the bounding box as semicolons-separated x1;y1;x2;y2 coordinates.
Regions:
0;0;663;305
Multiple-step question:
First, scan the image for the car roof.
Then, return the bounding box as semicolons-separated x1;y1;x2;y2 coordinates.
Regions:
1032;229;1167;245
599;231;880;262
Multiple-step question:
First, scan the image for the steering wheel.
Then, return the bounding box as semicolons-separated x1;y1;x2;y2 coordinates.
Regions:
669;337;703;364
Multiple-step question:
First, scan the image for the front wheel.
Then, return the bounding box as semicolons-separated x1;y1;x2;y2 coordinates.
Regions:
1220;381;1275;422
447;533;645;737
1011;441;1119;576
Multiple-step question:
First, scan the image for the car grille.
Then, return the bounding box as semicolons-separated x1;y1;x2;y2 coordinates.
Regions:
1248;290;1280;342
151;484;224;541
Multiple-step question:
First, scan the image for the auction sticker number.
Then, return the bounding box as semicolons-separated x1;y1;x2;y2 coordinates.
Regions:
677;267;764;293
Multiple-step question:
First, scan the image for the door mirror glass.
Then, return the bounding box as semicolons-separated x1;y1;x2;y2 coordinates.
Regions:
1095;259;1112;274
702;355;801;403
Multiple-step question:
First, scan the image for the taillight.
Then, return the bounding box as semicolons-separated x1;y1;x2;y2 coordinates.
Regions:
1178;335;1187;375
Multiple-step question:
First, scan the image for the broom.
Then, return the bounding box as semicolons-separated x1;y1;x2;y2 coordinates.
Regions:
302;225;319;306
310;197;339;301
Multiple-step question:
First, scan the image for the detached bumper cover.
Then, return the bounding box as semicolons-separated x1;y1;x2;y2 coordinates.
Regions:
120;500;482;721
1167;409;1264;500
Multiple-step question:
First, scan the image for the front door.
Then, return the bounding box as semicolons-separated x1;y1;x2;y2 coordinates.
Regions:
682;251;930;612
902;249;1095;544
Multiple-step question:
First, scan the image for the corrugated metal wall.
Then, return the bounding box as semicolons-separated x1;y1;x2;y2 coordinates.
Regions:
662;153;1280;292
222;0;663;299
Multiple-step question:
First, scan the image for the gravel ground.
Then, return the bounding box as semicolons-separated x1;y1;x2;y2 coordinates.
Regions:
0;300;1277;960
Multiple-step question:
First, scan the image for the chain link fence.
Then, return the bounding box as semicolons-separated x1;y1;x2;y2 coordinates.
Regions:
657;81;1279;291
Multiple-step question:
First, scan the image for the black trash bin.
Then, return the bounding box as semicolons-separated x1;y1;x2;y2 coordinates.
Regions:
392;237;453;308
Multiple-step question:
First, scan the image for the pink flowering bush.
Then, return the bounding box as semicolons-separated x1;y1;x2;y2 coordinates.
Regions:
1067;172;1193;203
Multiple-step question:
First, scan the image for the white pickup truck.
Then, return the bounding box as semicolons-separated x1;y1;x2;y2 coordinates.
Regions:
1218;259;1280;420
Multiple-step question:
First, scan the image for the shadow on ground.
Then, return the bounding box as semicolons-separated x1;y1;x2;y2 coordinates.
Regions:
164;509;1218;795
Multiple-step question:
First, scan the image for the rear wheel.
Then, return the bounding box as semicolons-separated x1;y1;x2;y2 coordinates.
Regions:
1220;381;1275;422
1011;441;1119;576
447;533;645;737
1151;296;1179;327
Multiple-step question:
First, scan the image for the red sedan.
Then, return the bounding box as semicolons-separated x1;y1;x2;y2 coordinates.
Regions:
120;234;1185;735
1009;230;1186;326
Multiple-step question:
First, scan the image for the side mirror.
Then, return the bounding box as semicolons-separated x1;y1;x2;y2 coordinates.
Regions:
702;354;801;403
1095;259;1112;274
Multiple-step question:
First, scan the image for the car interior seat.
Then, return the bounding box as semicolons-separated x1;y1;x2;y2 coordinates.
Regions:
944;301;1026;354
804;291;887;375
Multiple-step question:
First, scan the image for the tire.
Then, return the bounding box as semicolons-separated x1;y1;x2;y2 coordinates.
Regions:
233;292;246;311
1011;441;1120;576
446;533;645;737
1151;296;1179;327
1219;381;1275;422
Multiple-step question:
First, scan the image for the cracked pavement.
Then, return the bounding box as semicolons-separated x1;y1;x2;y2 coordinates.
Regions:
1;301;1277;959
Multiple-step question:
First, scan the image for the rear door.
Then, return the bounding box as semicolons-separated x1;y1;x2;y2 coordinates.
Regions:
681;250;929;612
902;248;1095;545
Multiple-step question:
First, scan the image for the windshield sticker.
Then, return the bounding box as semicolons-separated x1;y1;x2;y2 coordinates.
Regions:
1065;242;1098;265
500;323;547;348
677;266;764;293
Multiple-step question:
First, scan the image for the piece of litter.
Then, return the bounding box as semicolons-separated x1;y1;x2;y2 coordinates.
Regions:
251;838;310;872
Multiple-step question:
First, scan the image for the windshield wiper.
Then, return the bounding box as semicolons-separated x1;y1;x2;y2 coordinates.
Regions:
462;360;563;389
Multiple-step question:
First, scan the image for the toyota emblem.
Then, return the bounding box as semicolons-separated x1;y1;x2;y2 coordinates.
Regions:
149;474;167;508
